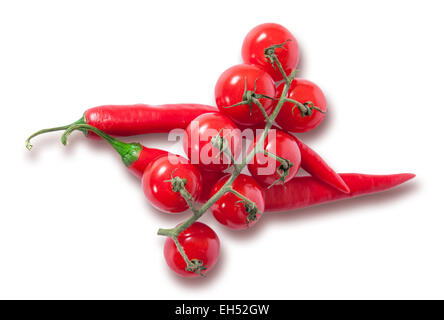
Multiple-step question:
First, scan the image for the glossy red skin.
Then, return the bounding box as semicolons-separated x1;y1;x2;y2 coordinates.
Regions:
183;112;241;172
210;174;265;230
214;64;275;126
125;147;225;200
142;155;202;213
265;173;415;212
84;104;217;138
275;79;327;133
292;136;350;193
242;23;299;82
248;129;301;187
236;123;349;193
196;170;227;203
128;147;168;178
164;222;220;278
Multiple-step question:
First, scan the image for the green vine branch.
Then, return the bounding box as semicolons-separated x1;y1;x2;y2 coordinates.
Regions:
223;77;274;122
157;45;299;276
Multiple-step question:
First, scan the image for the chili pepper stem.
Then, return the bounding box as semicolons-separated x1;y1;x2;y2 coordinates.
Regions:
25;117;85;150
61;123;142;167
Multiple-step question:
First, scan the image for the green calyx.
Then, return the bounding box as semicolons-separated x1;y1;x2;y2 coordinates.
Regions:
264;39;291;68
164;176;188;193
186;259;207;276
223;77;276;120
117;142;143;167
288;99;326;118
61;123;142;167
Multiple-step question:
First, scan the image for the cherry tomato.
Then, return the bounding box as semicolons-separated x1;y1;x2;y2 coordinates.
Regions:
163;222;220;277
275;79;327;133
142;154;202;213
247;129;301;187
242;23;299;82
183;112;241;172
210;174;264;230
196;170;227;203
214;64;275;126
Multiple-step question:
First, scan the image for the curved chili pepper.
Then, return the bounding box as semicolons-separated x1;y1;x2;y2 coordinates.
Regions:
60;123;222;203
264;173;415;212
61;123;168;178
26;103;217;150
292;136;350;193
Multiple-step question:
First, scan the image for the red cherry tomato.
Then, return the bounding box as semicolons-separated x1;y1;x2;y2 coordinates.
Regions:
215;64;275;126
275;79;327;133
183;112;241;172
210;174;264;230
163;222;220;277
242;23;299;82
142;154;202;213
248;129;301;187
196;170;227;203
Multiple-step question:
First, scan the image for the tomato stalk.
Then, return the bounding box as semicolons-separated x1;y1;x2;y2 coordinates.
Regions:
229;188;259;224
223;78;274;122
163;173;199;215
261;149;294;188
210;130;240;173
157;46;298;274
172;237;206;276
285;98;325;117
264;40;293;85
264;40;325;121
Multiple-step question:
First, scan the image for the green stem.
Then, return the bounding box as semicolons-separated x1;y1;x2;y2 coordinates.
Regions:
263;150;291;169
275;59;290;85
251;97;270;122
179;188;199;215
25;117;85;150
229;188;254;205
285;98;309;115
221;145;240;174
312;106;326;113
173;237;191;265
285;98;326;117
157;70;297;239
157;53;298;273
61;123;142;167
172;237;205;276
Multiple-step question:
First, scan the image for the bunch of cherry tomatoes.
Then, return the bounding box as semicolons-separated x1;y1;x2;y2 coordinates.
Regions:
29;23;412;279
142;23;326;277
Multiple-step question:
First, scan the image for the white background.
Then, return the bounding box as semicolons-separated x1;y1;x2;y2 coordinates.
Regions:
1;0;443;299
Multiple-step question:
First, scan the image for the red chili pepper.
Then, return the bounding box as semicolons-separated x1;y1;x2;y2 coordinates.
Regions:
26;103;217;149
61;123;168;178
292;136;350;193
264;173;415;212
60;123;221;199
